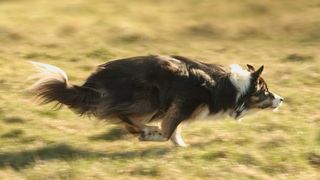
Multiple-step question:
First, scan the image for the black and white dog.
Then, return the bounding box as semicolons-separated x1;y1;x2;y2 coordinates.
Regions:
30;55;283;146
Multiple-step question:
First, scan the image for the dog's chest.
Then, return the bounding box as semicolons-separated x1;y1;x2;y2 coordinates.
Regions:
190;104;210;120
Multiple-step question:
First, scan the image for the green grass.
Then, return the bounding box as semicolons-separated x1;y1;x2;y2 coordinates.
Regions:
0;0;320;179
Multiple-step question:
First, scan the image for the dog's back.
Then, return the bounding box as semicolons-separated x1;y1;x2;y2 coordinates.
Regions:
30;55;222;119
80;55;225;120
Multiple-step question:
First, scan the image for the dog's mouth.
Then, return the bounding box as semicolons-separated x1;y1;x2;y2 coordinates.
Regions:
272;101;283;112
256;100;282;111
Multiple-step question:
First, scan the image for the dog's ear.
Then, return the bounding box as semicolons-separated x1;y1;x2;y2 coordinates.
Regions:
246;64;255;72
251;65;264;80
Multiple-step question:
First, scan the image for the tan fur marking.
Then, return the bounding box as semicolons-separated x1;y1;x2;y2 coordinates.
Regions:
190;68;215;86
190;104;210;120
158;55;189;76
250;96;260;102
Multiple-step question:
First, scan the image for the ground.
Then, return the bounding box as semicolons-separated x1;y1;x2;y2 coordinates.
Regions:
0;0;320;179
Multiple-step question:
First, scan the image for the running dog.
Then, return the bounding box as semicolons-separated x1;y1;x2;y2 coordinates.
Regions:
29;55;283;146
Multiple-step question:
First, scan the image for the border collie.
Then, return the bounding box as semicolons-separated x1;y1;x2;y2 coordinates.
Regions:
29;55;283;147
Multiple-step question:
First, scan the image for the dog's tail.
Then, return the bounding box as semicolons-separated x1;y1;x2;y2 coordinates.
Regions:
28;61;100;115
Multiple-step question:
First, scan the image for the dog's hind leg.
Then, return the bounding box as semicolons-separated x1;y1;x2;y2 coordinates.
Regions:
119;115;161;137
139;99;199;144
139;126;166;141
119;115;142;134
124;124;141;134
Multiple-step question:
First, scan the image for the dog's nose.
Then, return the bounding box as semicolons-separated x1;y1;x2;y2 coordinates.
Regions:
280;97;284;102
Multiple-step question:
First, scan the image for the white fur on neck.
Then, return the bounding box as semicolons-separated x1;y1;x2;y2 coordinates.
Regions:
229;64;251;102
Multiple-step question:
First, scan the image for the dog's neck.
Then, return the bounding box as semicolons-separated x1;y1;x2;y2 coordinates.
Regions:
209;75;236;112
208;73;252;119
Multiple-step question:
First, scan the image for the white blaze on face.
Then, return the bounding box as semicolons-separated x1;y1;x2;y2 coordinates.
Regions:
229;64;251;102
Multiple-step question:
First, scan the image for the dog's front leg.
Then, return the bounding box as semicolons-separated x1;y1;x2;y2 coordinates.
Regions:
170;125;188;147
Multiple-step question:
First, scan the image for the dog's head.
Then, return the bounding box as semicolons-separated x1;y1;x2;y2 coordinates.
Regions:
245;64;283;110
230;64;283;117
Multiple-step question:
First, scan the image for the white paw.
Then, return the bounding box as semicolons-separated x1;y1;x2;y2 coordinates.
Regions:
174;142;189;147
139;128;166;141
170;136;189;147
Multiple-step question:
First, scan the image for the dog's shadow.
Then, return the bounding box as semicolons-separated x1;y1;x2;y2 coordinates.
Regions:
89;127;222;148
89;127;129;141
0;143;171;171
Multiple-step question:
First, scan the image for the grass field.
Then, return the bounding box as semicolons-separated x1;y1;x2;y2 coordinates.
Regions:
0;0;320;179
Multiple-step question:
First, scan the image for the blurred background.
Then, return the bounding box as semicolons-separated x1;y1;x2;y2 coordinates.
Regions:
0;0;319;179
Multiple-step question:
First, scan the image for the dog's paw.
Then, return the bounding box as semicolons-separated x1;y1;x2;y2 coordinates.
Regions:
171;140;189;147
170;136;189;147
139;127;166;141
176;143;189;147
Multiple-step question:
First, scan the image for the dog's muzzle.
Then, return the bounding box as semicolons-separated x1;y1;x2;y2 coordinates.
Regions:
271;92;283;110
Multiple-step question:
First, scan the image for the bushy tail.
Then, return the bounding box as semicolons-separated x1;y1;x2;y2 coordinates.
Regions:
28;61;100;115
